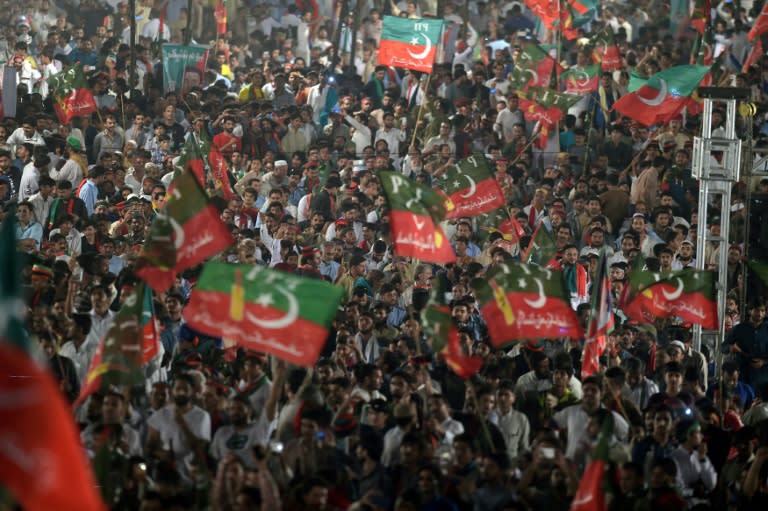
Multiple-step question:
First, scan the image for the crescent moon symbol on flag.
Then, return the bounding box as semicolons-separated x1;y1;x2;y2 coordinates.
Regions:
523;278;547;309
638;79;668;107
246;285;300;329
167;215;185;250
661;277;684;301
460;173;477;198
407;32;432;60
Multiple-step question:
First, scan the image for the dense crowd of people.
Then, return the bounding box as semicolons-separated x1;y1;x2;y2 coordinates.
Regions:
5;0;768;510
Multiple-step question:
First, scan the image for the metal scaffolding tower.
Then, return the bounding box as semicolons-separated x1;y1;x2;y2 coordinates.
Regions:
690;87;750;358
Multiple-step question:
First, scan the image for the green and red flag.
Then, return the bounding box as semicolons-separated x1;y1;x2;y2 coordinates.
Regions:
511;41;562;90
214;0;227;35
0;216;106;511
422;278;484;378
75;282;158;406
474;263;583;345
523;222;558;267
478;207;526;252
47;65;98;124
613;64;710;126
0;345;107;511
441;153;504;219
749;2;768;41
184;262;344;366
624;269;718;329
570;412;614;511
171;130;212;191
523;0;560;26
565;0;598;16
557;1;595;40
379;171;455;263
518;88;578;149
691;0;711;34
378;16;444;73
137;169;233;293
589;29;622;71
563;64;600;94
208;148;237;200
582;250;614;379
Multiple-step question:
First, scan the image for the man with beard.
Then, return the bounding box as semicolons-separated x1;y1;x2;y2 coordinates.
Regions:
355;430;392;499
353;311;381;364
350;363;385;403
146;373;211;486
237;351;273;415
371;301;398;343
382;400;419;468
672;240;696;270
81;385;143;459
554;376;628;461
212;116;242;160
210;392;277;469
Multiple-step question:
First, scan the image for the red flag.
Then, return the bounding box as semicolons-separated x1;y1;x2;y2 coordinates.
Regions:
185;263;344;366
208;148;237;200
613;65;709;126
744;39;764;72
523;0;560;26
624;269;718;329
379;171;455;264
140;284;160;362
749;3;768;41
475;263;584;345
691;0;711;34
0;344;106;511
443;327;484;379
441;154;505;219
215;0;227;35
582;250;614;379
378;17;443;73
76;283;158;407
137;170;234;293
570;412;614;511
570;460;607;511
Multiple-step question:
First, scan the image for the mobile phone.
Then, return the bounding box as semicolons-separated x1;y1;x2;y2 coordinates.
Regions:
541;447;555;459
316;431;325;441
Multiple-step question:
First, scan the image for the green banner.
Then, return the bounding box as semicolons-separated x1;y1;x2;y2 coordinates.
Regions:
161;44;209;94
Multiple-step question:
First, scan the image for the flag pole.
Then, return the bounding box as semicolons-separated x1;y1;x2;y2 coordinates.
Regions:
410;71;432;149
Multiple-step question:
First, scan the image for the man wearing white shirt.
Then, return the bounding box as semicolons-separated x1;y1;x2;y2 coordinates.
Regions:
89;286;116;345
426;394;464;446
19;154;50;202
553;376;628;461
141;9;171;41
59;313;97;383
374;112;406;167
146;374;211;485
6;117;47;153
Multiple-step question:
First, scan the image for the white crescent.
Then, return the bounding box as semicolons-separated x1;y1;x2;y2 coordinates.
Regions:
524;68;539;84
460;173;477;198
406;33;432;61
245;285;299;329
168;214;185;250
638;78;668;107
661;277;684;301
572;69;590;87
523;277;547;309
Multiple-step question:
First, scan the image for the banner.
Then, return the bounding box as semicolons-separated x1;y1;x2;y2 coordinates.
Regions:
161;44;209;95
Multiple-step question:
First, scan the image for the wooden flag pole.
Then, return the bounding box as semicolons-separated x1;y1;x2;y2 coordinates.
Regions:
410;71;432;149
